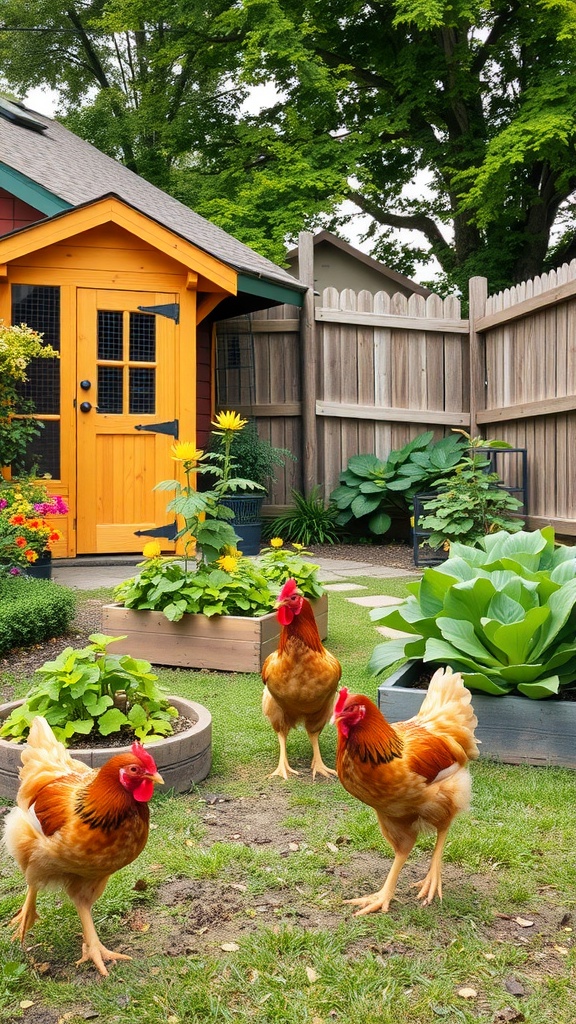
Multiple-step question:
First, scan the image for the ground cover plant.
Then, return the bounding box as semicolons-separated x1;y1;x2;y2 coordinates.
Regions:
0;577;575;1023
0;575;75;656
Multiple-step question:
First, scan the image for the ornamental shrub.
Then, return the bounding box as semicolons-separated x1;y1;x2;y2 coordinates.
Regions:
0;575;75;655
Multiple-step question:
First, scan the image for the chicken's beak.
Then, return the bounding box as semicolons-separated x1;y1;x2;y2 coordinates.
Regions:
148;771;164;785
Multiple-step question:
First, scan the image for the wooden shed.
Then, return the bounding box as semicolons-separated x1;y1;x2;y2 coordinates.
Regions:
0;97;306;557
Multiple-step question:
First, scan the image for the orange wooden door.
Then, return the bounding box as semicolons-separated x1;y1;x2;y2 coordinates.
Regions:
76;288;178;554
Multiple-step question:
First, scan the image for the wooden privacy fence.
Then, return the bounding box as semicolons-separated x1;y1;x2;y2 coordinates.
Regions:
216;258;576;536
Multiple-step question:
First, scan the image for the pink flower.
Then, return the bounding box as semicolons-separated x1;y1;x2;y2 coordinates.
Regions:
9;566;22;575
0;499;7;510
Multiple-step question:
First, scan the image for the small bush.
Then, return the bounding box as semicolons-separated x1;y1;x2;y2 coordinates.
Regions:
264;488;342;545
0;575;75;655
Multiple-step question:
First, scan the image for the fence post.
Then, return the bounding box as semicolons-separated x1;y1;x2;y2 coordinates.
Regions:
468;276;488;437
299;231;317;497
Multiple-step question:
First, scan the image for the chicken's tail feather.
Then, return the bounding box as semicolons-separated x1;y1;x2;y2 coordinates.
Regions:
413;666;480;763
17;715;91;809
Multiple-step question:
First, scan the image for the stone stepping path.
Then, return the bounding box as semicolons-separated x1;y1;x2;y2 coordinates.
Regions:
346;594;404;607
376;625;413;639
323;582;367;592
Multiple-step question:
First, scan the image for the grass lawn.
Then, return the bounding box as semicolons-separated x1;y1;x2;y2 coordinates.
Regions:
1;575;575;1023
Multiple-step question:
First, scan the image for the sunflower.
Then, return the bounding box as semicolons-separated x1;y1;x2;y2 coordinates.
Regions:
270;537;284;548
211;410;248;432
170;442;203;463
143;540;162;558
217;554;239;572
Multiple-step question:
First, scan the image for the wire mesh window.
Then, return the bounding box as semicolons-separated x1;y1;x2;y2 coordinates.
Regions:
98;366;123;414
130;313;155;362
129;368;155;414
97;310;156;415
215;315;255;408
97;311;123;361
11;285;61;477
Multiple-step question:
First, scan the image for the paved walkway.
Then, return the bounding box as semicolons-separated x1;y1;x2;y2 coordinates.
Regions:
52;555;419;590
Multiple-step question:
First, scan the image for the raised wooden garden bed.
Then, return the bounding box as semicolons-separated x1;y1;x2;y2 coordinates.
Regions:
101;594;329;672
378;659;576;769
0;696;212;802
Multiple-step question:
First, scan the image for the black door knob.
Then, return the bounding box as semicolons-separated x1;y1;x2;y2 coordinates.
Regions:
80;379;91;390
80;401;92;413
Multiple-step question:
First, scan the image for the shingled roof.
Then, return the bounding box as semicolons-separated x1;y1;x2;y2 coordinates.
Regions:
0;98;305;298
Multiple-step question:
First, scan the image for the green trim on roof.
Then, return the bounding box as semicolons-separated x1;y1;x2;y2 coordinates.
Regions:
237;273;304;307
0;163;72;216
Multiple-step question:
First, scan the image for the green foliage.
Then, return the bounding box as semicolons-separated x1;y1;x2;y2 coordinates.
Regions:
0;320;59;470
331;432;466;538
3;4;576;287
207;419;294;491
0;634;177;744
113;545;324;621
256;541;325;599
0;575;75;655
265;488;342;545
418;447;524;549
369;527;576;699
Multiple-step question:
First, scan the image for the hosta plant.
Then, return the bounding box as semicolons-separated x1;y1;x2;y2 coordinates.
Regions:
0;634;177;744
330;431;467;538
369;528;576;699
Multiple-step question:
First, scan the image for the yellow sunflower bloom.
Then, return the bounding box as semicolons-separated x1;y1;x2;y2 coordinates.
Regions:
170;442;203;463
270;537;284;548
218;554;239;572
143;540;162;558
211;410;248;432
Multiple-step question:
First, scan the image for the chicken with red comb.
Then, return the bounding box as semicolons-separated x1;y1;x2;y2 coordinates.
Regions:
3;716;164;976
262;578;341;779
333;668;478;914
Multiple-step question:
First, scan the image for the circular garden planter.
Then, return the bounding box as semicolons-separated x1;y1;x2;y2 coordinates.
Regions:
0;696;212;801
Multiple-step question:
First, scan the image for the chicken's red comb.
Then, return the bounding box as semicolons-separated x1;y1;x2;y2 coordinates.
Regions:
278;577;299;601
131;741;158;774
334;687;349;715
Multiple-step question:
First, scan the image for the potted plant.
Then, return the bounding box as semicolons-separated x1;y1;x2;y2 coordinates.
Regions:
0;634;212;800
0;477;68;578
412;431;525;566
369;528;576;767
103;539;328;672
206;416;294;555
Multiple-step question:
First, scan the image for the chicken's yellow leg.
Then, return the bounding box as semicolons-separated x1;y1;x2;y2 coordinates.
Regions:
10;886;39;941
269;732;299;780
74;901;132;977
412;826;449;905
308;731;337;780
345;847;412;915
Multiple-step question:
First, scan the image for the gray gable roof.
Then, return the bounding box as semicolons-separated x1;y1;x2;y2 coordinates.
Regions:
0;101;305;294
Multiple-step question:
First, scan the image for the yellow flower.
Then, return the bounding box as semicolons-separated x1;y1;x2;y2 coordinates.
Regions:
170;442;203;463
224;546;243;558
291;543;304;551
211;410;248;432
218;554;239;572
143;540;162;558
270;537;284;548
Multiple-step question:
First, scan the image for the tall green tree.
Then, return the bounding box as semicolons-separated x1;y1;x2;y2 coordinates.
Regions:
1;0;576;289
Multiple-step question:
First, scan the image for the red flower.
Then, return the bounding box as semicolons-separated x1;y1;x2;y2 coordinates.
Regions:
15;536;27;549
10;514;25;526
24;549;38;563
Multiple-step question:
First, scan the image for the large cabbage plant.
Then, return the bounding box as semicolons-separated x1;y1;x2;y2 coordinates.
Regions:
369;528;576;699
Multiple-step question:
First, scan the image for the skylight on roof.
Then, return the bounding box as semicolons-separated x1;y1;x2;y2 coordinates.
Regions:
0;97;47;133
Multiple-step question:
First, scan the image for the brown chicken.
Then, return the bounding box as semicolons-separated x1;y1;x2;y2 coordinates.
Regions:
3;715;164;976
262;577;342;779
333;667;479;914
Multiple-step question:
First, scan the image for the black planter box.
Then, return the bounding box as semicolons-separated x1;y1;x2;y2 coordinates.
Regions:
378;659;576;768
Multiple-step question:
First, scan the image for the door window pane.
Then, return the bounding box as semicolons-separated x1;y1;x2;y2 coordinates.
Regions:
130;312;155;362
98;311;123;361
129;368;155;414
98;367;123;414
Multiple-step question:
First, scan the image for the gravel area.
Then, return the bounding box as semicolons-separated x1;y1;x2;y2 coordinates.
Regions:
307;541;416;571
